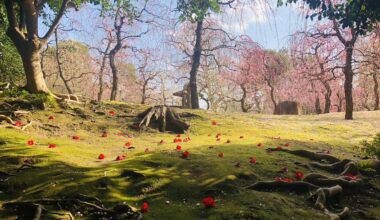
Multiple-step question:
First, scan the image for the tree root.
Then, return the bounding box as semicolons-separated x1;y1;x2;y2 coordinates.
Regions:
0;114;15;124
137;105;189;133
2;194;140;219
268;148;340;163
53;93;80;102
251;148;379;219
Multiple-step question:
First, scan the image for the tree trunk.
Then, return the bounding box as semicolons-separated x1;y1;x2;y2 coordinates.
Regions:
322;81;332;113
343;47;354;120
97;41;111;102
266;79;277;113
240;84;248;112
54;29;72;94
141;82;147;104
189;20;203;109
315;96;322;114
21;49;50;93
373;73;379;111
109;45;121;101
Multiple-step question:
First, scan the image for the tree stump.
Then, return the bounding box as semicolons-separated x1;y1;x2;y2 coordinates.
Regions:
136;105;189;134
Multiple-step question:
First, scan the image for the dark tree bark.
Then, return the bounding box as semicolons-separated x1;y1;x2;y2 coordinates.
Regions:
373;73;379;110
343;46;354;119
4;0;68;94
109;7;125;101
266;78;277;113
240;84;250;112
315;96;322;114
321;81;332;113
189;20;203;109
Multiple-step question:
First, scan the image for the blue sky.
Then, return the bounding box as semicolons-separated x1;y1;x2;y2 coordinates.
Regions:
43;0;306;52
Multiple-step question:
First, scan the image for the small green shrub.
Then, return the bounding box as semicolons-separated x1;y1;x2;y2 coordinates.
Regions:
355;133;380;159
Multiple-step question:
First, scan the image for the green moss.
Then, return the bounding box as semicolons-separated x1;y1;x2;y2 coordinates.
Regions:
0;104;379;219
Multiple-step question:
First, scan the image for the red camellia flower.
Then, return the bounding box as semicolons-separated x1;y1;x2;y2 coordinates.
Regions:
140;201;149;213
240;136;244;139
182;151;189;159
257;143;262;147
176;145;182;151
343;173;359;181
98;154;105;160
202;196;216;208
212;121;217;126
284;143;289;147
109;110;116;116
27;140;35;146
72;135;80;140
173;138;182;143
48;144;57;149
275;177;294;183
218;152;224;158
101;132;108;137
249;158;257;164
48;115;55;120
14;121;23;127
294;171;304;180
125;142;132;147
116;155;124;161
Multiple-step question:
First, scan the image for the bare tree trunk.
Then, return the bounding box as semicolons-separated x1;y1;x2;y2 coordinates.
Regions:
189;20;203;109
322;81;332;113
266;79;277;113
344;47;354;119
54;29;72;94
373;73;379;110
141;82;147;104
315;96;322;114
240;84;248;112
97;41;111;102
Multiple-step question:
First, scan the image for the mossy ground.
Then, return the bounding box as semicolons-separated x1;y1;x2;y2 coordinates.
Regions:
0;101;380;219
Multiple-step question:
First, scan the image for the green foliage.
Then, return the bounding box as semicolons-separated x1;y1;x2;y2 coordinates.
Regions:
356;133;380;159
0;2;24;84
177;0;222;22
278;0;380;35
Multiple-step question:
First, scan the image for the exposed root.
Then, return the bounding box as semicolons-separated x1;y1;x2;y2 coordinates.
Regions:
53;93;80;102
252;148;376;219
0;114;15;124
2;194;139;219
137;105;189;133
268;148;340;163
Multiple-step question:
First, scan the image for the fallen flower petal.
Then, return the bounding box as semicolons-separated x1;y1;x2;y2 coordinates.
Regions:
48;115;55;120
48;144;57;148
249;158;257;164
218;152;224;158
72;136;80;140
109;110;116;116
27;140;35;145
257;143;262;147
226;139;231;143
176;145;182;151
275;177;294;183
14;121;23;127
284;143;289;147
294;171;304;180
116;155;124;161
98;154;105;160
125;142;132;147
212;121;217;126
182;151;189;159
141;201;149;213
101;132;108;137
240;136;244;139
202;196;216;208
